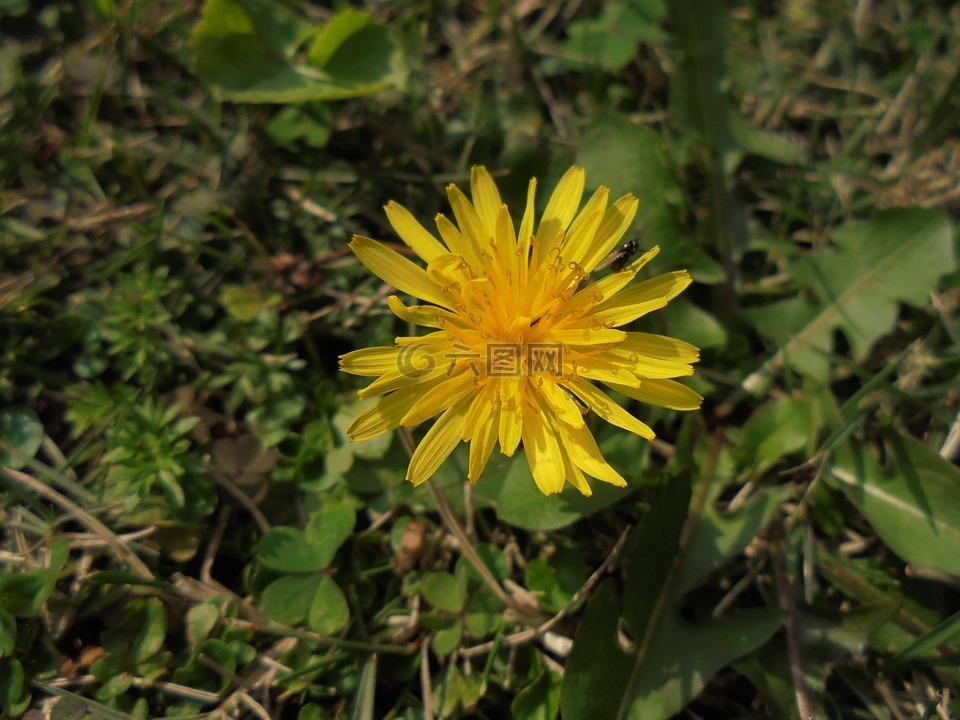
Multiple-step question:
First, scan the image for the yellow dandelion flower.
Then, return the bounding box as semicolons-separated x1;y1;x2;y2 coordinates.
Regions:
340;166;702;496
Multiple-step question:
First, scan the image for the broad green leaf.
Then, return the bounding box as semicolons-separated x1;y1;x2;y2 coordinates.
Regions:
432;618;463;655
560;581;632;720
577;114;682;230
677;481;792;593
564;473;783;720
421;572;465;613
622;608;782;720
261;574;321;625
0;538;68;617
192;0;405;102
305;499;356;566
172;638;237;694
258;527;330;573
749;209;955;380
472;456;629;530
308;576;350;635
512;670;563;720
0;409;43;470
738;392;826;471
830;434;960;577
621;474;690;639
185;602;220;647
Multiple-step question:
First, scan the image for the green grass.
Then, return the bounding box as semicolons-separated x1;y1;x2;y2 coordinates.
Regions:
1;1;959;719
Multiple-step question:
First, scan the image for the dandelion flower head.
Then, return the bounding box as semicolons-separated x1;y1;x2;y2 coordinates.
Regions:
340;166;702;496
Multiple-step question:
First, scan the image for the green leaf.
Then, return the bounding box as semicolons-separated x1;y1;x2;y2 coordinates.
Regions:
421;572;465;613
192;0;405;102
473;456;629;531
677;481;792;593
887;608;960;669
0;658;30;717
350;653;378;720
432;618;464;655
258;527;331;573
749;209;956;379
738;392;826;471
525;548;589;614
308;576;350;635
132;597;168;664
577;114;682;231
0;409;43;470
261;574;321;625
0;609;15;658
512;669;563;720
621;474;690;638
185;602;220;647
830;434;960;577
560;581;633;720
305;499;356;567
563;472;784;720
0;538;67;617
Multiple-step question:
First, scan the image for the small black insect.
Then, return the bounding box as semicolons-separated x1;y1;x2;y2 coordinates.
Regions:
598;238;642;273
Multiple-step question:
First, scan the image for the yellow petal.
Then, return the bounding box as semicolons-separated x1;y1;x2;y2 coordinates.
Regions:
401;371;477;427
357;361;447;399
347;383;440;441
533;379;585;429
559;419;627;487
546;327;626;345
446;184;488;258
351;236;452;309
521;396;566;495
620;332;700;364
579;194;640;272
561;450;592;496
562;187;609;265
586;271;691;327
470;166;503;237
517;178;537;286
564;247;661;317
562;377;655;439
387;295;467;330
538;166;585;257
385;201;448;262
607;379;703;411
339;346;401;376
604;347;695;379
498;377;523;456
468;404;499;484
435;213;483;271
405;395;473;485
463;382;496;441
575;361;642;388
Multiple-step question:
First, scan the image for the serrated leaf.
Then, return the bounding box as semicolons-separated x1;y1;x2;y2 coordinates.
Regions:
830;434;960;577
749;209;955;380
